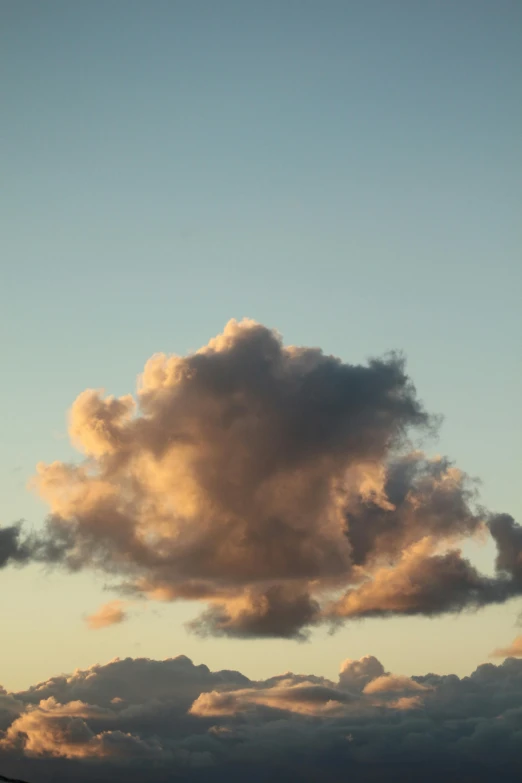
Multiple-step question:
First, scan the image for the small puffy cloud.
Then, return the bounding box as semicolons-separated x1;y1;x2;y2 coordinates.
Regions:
85;601;128;630
338;655;386;690
490;635;522;659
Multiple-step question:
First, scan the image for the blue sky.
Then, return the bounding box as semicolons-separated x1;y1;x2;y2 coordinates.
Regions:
1;0;521;690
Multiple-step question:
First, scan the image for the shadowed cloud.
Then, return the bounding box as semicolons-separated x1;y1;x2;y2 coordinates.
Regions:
2;652;522;782
0;526;32;569
2;320;520;638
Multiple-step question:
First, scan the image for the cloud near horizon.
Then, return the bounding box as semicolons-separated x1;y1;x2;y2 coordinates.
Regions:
1;319;521;638
1;651;522;782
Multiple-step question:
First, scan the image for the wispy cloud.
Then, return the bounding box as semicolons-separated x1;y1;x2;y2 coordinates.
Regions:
85;601;128;630
490;634;522;658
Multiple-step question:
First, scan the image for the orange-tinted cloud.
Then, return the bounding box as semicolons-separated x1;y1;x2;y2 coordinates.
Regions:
2;319;518;638
0;697;121;759
85;601;128;630
362;674;431;695
190;680;354;717
3;651;522;778
490;635;522;658
326;537;510;621
190;656;434;718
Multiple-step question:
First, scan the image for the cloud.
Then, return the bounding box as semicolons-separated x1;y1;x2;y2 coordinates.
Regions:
190;681;354;717
490;635;522;658
0;690;23;733
2;652;522;782
187;585;320;640
0;525;32;568
85;601;128;630
489;514;522;585
326;536;514;621
14;655;248;710
338;655;385;690
0;698;132;759
4;319;521;638
362;674;431;695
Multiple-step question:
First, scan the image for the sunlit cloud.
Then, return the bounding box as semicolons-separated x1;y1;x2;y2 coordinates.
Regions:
490;635;522;659
1;320;520;639
85;601;128;630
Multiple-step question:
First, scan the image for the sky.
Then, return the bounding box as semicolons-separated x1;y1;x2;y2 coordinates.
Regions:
0;1;521;780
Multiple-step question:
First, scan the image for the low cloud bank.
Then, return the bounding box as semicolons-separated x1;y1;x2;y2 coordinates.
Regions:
1;652;522;782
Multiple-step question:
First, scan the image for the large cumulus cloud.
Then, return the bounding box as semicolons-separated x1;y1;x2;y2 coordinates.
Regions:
3;319;521;638
1;652;522;782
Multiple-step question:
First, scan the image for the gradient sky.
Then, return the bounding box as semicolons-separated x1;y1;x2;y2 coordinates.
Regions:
1;0;521;692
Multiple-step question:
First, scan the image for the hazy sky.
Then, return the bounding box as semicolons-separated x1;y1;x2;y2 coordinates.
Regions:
1;0;521;696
